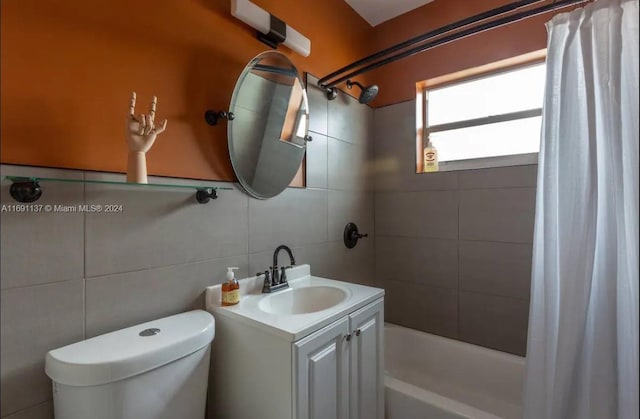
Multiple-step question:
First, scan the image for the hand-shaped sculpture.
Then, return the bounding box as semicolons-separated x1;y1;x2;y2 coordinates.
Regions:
126;92;167;183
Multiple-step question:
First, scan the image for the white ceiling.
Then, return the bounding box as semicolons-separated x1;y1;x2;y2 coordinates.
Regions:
344;0;435;27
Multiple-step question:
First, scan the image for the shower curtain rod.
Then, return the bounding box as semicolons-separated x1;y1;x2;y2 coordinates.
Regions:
317;0;545;87
318;0;588;89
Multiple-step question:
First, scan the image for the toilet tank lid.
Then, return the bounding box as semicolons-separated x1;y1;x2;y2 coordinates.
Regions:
45;310;215;387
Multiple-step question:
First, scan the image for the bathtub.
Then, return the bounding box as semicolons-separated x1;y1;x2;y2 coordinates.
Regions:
384;323;525;419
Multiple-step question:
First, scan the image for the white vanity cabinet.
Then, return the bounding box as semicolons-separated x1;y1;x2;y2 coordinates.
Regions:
209;297;384;419
294;298;384;419
294;316;350;419
348;298;385;419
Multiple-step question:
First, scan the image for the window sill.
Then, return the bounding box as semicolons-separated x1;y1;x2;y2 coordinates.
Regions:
420;153;538;173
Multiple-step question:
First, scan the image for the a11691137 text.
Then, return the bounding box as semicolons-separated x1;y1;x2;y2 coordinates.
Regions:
1;204;124;213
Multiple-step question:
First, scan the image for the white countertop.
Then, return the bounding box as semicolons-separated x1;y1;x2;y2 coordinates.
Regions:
205;264;384;342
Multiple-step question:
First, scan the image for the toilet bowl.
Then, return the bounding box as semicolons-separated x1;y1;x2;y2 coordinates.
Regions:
45;310;215;419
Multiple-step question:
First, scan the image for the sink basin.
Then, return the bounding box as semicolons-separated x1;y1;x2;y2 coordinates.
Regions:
258;286;348;315
205;264;385;341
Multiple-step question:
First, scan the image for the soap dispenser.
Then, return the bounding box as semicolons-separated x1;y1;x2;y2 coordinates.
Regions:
221;267;240;306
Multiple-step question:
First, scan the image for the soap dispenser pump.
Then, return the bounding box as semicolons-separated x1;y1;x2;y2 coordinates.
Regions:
221;267;240;306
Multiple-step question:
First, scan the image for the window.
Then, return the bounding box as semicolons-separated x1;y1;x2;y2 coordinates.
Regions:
420;61;546;171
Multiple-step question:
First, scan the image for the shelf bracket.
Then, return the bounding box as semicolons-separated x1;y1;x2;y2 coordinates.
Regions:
196;188;218;204
204;110;235;126
9;179;43;203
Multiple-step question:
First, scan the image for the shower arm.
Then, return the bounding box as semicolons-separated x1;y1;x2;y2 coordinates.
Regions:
318;0;589;89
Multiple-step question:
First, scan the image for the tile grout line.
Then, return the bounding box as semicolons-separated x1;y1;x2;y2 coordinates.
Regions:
326;189;329;250
371;107;376;287
371;107;380;290
376;184;537;193
246;191;250;277
4;399;53;418
458;185;537;191
372;234;533;246
456;172;461;340
0;277;82;292
82;170;87;339
458;288;531;303
385;277;529;302
325;93;330;245
83;251;254;281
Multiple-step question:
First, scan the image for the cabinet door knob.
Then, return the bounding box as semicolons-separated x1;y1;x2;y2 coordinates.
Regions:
343;333;352;342
355;329;361;337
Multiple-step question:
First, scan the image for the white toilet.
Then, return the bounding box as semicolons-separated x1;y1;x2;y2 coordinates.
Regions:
45;310;215;419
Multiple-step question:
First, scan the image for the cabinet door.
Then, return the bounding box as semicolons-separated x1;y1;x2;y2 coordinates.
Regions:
349;298;384;419
294;317;350;419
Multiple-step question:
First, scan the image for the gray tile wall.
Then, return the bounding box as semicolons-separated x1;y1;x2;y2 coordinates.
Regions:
373;99;536;356
0;75;374;419
1;81;535;419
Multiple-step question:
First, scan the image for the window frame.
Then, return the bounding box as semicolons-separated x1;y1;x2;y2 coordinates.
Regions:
416;50;546;173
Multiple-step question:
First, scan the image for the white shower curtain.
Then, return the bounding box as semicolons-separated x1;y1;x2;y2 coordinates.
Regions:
523;0;639;418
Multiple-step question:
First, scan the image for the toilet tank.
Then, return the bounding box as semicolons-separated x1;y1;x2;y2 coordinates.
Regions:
45;310;215;419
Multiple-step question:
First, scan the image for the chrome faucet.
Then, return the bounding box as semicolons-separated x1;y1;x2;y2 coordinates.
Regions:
258;245;296;293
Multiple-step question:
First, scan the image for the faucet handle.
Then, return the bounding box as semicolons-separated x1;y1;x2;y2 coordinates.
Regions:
271;266;280;285
259;270;272;292
280;266;290;284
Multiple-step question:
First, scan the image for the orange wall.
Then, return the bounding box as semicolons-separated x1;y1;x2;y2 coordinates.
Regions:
368;0;579;107
1;0;373;180
2;0;580;178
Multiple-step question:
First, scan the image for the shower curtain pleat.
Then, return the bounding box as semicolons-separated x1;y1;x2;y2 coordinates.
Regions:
523;0;639;418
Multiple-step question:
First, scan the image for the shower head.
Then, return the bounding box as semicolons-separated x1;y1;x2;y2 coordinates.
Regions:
346;80;379;104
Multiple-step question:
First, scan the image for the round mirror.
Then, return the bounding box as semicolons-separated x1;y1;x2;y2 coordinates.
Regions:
228;51;309;199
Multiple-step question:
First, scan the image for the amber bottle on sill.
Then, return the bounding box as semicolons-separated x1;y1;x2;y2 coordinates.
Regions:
423;140;439;173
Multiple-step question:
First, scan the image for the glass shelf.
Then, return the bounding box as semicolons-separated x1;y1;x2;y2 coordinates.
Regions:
4;176;233;204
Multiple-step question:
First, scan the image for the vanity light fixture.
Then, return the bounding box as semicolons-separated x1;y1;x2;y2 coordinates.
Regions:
231;0;311;57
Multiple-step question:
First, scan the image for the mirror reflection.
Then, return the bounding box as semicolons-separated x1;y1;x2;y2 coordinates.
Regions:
228;51;309;199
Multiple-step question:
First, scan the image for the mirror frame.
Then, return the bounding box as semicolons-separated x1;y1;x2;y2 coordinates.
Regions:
227;51;309;200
